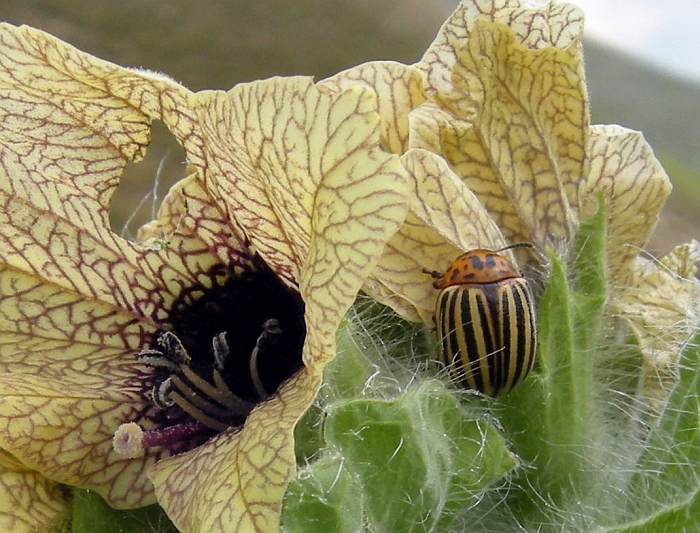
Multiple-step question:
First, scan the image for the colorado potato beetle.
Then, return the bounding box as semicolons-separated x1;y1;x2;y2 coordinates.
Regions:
426;244;537;397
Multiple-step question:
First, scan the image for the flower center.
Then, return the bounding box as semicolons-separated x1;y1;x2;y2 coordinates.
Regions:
114;256;305;456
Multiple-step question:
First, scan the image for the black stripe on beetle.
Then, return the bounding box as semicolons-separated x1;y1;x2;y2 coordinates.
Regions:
426;245;537;397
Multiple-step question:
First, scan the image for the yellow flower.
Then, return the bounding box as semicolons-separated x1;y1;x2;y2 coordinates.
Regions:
323;0;699;389
613;241;700;409
0;23;409;533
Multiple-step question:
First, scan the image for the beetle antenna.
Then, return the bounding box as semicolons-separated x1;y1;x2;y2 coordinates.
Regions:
497;242;534;253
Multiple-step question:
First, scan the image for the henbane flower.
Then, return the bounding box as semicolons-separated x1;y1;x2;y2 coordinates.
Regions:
276;2;699;531
322;0;699;387
0;23;409;533
2;1;700;532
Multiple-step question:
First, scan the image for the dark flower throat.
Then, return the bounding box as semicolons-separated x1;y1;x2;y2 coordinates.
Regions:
138;256;305;439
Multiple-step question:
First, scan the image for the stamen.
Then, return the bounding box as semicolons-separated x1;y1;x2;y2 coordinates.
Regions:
152;378;174;409
137;350;180;372
212;331;229;371
212;369;253;414
249;319;282;399
157;331;191;365
178;364;254;412
169;374;232;419
169;391;229;432
127;258;305;451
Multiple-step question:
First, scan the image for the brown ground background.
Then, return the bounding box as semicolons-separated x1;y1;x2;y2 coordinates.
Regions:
1;0;697;254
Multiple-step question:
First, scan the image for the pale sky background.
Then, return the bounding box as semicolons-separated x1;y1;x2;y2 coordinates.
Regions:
573;0;700;83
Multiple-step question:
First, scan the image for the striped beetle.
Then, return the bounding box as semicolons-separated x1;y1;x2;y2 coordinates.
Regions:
425;244;537;397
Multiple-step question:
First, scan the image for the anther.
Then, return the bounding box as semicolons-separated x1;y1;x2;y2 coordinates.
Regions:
157;331;191;365
137;330;192;371
212;331;229;371
137;350;180;372
152;378;174;409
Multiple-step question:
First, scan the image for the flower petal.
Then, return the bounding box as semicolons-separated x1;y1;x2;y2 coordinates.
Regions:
148;368;321;533
614;241;700;409
420;0;583;97
0;371;165;508
583;124;672;283
0;23;252;509
169;77;410;293
416;1;587;245
0;24;162;506
145;72;411;532
296;98;411;358
295;2;590;325
368;148;507;323
0;451;68;533
320;60;426;154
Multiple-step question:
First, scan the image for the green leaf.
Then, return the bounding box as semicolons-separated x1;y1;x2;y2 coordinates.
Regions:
621;332;700;523
293;402;326;464
283;380;516;532
324;314;381;399
71;489;177;533
327;301;432;401
572;194;608;305
602;335;700;532
285;302;518;531
498;200;610;519
281;456;363;533
322;381;516;532
606;488;700;533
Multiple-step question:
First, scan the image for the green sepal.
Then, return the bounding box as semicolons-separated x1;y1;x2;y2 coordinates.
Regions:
605;489;700;533
616;331;700;529
498;198;610;519
283;380;516;532
281;456;363;533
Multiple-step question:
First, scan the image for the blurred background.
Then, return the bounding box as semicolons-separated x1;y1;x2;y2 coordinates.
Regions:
1;0;697;254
